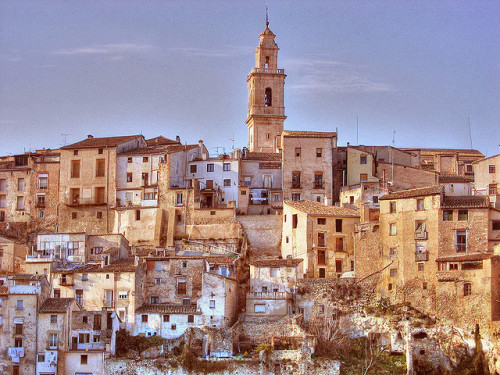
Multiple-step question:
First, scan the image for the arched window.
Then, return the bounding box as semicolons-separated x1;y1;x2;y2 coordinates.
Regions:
265;56;270;69
265;88;272;107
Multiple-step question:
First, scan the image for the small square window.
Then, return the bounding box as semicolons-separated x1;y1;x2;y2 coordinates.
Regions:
443;210;453;221
81;354;88;365
389;201;396;213
71;212;77;220
390;268;397;277
51;315;57;324
489;165;496;174
142;315;148;323
16;300;23;310
224;179;231;187
317;218;326;225
417;199;424;211
209;300;215;308
423;282;428;290
171;324;177;330
464;282;472;296
207;164;214;172
316;148;322;157
360;155;367;164
74;150;79;156
163;314;170;322
360;173;368;181
143;157;149;162
38;354;45;362
98;148;103;154
190;165;197;173
295;147;301;157
223;163;231;171
127;157;132;163
458;210;468;221
96;211;103;219
82;274;88;281
389;247;397;258
417;263;424;272
241;190;247;196
188;315;194;323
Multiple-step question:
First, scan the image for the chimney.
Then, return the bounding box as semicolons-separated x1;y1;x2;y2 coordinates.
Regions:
176;135;180;143
87;134;94;139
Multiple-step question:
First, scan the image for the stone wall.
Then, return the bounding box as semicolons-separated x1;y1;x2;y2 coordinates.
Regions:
236;215;282;257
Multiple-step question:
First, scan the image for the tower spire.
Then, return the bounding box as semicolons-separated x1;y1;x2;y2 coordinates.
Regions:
266;4;269;27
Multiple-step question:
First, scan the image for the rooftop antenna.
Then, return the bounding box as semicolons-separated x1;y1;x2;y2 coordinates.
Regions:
61;133;71;146
467;117;473;149
392;130;396;147
356;116;359;145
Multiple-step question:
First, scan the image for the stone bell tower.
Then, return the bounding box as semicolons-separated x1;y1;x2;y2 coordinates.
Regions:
246;21;286;153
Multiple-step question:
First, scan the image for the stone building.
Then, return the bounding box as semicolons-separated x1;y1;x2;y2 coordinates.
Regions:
246;22;286;153
473;153;500;208
58;134;147;234
345;146;379;187
0;274;50;375
282;200;360;278
281;131;337;204
0;236;28;273
246;258;303;316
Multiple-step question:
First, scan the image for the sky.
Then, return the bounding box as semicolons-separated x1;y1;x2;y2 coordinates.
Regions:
0;0;499;156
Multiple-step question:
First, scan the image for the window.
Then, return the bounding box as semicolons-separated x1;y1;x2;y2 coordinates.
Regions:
171;324;177;330
38;174;48;189
254;304;266;313
39;210;45;218
91;247;103;255
81;354;88;365
223;179;231;187
0;179;5;191
96;159;105;177
177;278;187;294
15;323;23;335
95;187;105;204
14;337;23;348
38;354;45;362
291;193;301;201
317;218;326;225
79;333;90;344
51;315;57;324
295;147;301;157
318;249;326;265
127;172;133;182
188;315;194;323
94;335;101;342
49;333;57;348
223;163;231;171
264;87;272;106
292;214;298;228
423;282;428;290
373;196;379;204
316;148;322;157
292;171;301;188
135;210;141;221
190;165;197;173
350;196;354;204
443;210;453;221
244;176;251;186
458;210;468;221
273;193;280;201
390;268;398;277
96;211;102;219
456;230;467;252
314;173;323;189
493;221;500;231
143;157;149;162
335;219;343;232
76;289;83;305
176;192;183;206
119;291;128;299
335;259;343;273
209;300;215;308
389;223;397;236
417;199;425;211
16;300;23;310
127;157;132;163
360;173;368;182
71;160;80;178
142;315;148;323
241;190;247;196
207;164;214;172
336;237;344;252
150;296;159;304
182;261;187;268
0;195;5;208
417;263;424;272
360;155;367;164
388;283;393;291
317;232;326;247
17;178;24;191
163;314;170;322
489;165;496;173
489;184;498;195
389;201;396;213
155;278;161;285
464;282;472;296
389;247;397;258
285;236;289;243
16;196;24;210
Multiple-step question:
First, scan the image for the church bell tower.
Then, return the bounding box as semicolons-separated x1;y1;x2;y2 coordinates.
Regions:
246;21;286;153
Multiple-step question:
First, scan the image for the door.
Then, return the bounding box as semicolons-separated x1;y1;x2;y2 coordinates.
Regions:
93;314;102;331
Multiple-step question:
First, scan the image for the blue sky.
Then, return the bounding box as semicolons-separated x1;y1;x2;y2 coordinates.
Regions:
1;1;499;156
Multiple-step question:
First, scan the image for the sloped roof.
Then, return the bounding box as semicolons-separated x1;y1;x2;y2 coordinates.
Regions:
39;298;74;313
243;152;282;161
250;258;303;267
285;200;360;217
379;186;443;200
61;135;143;149
436;253;494;262
442;195;490;209
438;174;474;183
282;130;337;138
164;144;199;154
52;258;137;274
136;303;200;315
146;136;179;147
400;148;484;156
471;153;500;164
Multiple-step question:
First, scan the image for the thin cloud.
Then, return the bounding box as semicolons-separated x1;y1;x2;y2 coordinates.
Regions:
284;57;394;93
52;43;155;56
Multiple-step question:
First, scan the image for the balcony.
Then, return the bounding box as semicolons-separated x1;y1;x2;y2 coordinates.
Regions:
250;68;285;74
59;277;74;286
35;202;46;208
415;252;429;261
65;197;107;207
246;291;292;300
102;300;115;309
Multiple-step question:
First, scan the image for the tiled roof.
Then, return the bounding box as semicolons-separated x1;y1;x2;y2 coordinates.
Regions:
0;285;8;295
243;152;282;161
400;148;484;156
284;200;360;217
471;153;500;164
10;274;46;281
118;146;171;156
250;258;303;267
164;144;199;154
436;253;494;262
61;135;143;149
146;136;179;146
205;256;238;264
438;174;474;183
136;303;200;314
379;186;443;200
282;130;337;138
53;258;137;274
39;298;74;313
442;195;490;209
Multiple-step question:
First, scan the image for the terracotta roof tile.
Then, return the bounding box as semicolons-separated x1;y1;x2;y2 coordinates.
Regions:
61;135;143;149
285;200;360;217
53;258;137;274
400;148;484;156
250;258;303;267
146;136;180;146
0;285;8;295
164;144;199;154
438;174;474;183
379;186;443;200
442;195;490;209
436;253;494;262
243;152;282;161
39;298;74;313
136;303;200;314
282;130;337;138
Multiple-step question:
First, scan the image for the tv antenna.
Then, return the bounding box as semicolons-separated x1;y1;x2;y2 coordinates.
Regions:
392;130;396;147
61;133;71;146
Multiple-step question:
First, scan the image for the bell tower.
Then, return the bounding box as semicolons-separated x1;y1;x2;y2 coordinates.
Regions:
246;21;286;153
